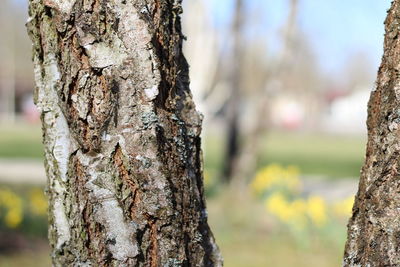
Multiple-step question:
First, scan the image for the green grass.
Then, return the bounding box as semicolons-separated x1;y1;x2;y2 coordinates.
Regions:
260;131;365;178
0;124;43;159
207;189;344;267
204;131;366;179
0;248;51;267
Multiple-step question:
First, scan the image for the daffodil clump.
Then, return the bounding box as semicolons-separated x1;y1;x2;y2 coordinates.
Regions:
251;164;355;234
251;164;301;196
0;186;47;230
265;192;307;230
0;188;23;228
265;192;327;229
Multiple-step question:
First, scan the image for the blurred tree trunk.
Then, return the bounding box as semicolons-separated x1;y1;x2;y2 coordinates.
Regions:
344;1;400;265
230;0;299;186
222;0;243;182
26;0;222;266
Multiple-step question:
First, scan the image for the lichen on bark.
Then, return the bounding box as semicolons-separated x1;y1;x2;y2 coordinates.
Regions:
344;1;400;266
27;0;222;266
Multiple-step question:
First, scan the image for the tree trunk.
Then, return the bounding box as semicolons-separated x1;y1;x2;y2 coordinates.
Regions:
344;1;400;265
230;0;299;187
26;0;222;266
222;0;243;183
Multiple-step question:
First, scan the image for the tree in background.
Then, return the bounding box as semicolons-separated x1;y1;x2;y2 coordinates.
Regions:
230;0;302;185
222;0;244;183
344;0;400;265
27;0;222;265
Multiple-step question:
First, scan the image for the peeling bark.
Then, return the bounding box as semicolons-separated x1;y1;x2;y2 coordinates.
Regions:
27;0;222;266
344;1;400;266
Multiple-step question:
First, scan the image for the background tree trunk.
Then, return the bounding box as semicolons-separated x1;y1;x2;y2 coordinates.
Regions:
230;0;299;186
344;1;400;265
26;0;222;266
222;0;243;183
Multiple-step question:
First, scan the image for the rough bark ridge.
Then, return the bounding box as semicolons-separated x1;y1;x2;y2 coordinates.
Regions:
344;1;400;265
26;0;222;266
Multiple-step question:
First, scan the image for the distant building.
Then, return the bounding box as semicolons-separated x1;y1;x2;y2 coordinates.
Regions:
322;88;370;134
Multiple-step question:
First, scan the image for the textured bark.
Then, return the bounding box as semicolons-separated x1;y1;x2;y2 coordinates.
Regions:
26;0;222;266
344;1;400;266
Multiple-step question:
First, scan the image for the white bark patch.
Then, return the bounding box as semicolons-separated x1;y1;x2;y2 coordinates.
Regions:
34;52;72;249
33;61;45;109
86;167;138;261
389;121;399;131
37;54;71;182
144;85;159;101
112;1;152;51
395;85;400;100
26;16;33;24
53;180;71;250
53;113;71;182
44;0;76;14
49;60;61;81
102;132;112;141
35;54;60;112
44;149;71;250
98;198;138;260
84;42;127;68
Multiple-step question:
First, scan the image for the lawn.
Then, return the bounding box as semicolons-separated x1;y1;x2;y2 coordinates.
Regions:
204;131;366;179
0;249;51;267
207;190;345;267
0;124;43;159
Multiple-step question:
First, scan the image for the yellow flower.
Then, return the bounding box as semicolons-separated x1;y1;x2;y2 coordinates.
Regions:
333;196;354;218
265;192;289;221
5;208;22;228
265;192;307;229
251;164;301;195
0;188;23;228
287;198;307;230
307;195;327;227
29;188;48;216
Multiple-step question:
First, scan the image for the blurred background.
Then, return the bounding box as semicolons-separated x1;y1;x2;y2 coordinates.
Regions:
0;0;392;266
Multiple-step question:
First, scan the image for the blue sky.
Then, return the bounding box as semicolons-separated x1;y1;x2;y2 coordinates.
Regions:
207;0;391;74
